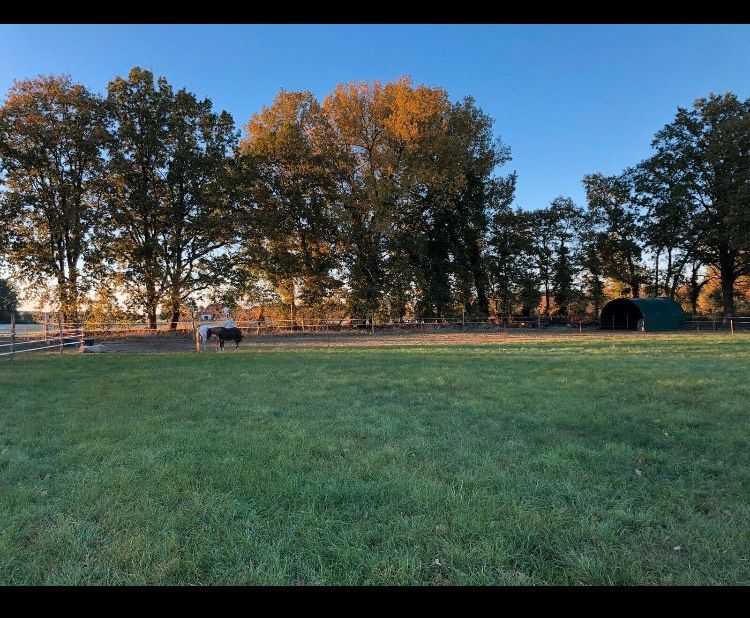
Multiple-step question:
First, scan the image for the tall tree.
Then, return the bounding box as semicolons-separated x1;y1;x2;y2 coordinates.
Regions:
322;80;397;319
161;89;237;329
583;173;647;298
0;75;108;321
101;67;172;328
643;93;750;315
486;206;538;317
528;207;557;315
101;67;236;328
578;210;607;315
237;90;340;324
441;97;514;318
549;196;584;316
631;154;704;302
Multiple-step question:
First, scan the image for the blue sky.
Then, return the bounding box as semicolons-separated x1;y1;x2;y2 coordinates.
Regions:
2;24;749;208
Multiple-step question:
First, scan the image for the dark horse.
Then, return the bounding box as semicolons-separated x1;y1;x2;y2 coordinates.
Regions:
206;326;243;351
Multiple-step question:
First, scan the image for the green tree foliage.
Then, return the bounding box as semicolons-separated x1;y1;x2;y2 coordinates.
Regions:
100;67;236;328
321;78;514;320
160;89;237;328
636;93;750;315
578;210;607;315
0;278;18;321
583;173;647;299
486;207;539;316
0;75;108;321
549;197;584;316
7;67;745;324
321;80;399;320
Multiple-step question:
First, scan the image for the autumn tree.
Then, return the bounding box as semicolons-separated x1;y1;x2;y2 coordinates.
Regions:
99;67;172;328
237;90;340;324
428;96;514;318
322;80;395;319
0;75;108;321
322;78;514;320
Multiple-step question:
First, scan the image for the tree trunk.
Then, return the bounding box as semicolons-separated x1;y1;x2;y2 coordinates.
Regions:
719;249;736;316
289;289;297;329
169;307;180;330
56;275;70;323
467;239;489;318
168;290;181;331
147;305;158;330
720;271;735;317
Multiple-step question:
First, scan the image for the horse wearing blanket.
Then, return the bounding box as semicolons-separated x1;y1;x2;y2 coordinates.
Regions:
206;326;243;351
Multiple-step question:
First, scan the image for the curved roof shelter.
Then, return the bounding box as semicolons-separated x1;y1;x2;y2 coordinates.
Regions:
600;297;686;331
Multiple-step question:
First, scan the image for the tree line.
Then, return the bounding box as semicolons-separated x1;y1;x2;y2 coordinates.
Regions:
1;67;749;327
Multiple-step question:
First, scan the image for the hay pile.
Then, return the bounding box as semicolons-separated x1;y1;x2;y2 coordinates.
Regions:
79;344;107;353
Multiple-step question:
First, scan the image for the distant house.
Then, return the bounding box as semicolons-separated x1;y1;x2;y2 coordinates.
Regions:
199;304;230;322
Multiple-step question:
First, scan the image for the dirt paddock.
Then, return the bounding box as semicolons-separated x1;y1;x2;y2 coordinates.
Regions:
79;326;724;354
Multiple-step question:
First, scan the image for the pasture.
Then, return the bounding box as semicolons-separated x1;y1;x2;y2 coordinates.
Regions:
1;334;748;584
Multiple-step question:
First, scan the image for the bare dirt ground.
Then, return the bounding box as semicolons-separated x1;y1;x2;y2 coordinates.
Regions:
81;326;728;354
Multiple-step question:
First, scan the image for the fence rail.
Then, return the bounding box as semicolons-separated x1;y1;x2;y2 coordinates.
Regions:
0;313;85;360
3;312;748;360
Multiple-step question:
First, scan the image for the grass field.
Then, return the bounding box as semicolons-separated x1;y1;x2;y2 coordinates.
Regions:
1;334;749;585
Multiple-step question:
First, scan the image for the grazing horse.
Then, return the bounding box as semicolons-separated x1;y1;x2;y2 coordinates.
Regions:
206;326;243;351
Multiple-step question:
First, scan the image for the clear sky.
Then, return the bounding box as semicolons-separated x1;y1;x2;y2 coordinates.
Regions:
2;24;750;209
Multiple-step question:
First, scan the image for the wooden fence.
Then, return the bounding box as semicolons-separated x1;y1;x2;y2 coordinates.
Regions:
0;313;85;361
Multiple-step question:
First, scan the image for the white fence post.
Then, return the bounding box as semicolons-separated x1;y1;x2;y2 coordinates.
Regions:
57;313;63;355
192;313;199;352
10;312;15;363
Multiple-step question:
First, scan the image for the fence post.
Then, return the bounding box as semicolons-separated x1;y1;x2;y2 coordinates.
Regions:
462;310;465;330
192;314;199;352
730;319;734;336
44;312;49;344
57;312;63;355
579;320;582;334
371;316;374;335
537;315;541;330
9;312;15;363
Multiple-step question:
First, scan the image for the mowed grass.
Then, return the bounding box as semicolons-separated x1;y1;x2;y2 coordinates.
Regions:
1;335;749;585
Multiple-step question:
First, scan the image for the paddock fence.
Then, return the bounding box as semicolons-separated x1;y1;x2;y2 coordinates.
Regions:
0;314;85;361
3;312;748;360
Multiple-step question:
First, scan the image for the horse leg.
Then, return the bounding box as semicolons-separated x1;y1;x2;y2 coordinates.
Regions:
219;337;224;352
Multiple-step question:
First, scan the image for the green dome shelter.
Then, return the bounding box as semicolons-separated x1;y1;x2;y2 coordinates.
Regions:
600;297;686;331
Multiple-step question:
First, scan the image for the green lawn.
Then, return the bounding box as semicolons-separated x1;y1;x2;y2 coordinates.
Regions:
1;335;749;585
